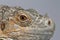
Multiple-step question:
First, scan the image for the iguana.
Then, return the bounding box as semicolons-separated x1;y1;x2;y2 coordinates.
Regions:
0;5;55;40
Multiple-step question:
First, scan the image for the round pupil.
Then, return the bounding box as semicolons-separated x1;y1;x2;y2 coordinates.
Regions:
20;15;27;20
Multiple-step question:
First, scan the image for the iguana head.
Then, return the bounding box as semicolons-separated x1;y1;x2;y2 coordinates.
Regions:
0;5;55;40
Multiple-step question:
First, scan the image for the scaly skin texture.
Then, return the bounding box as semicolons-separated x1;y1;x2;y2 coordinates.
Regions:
0;5;55;40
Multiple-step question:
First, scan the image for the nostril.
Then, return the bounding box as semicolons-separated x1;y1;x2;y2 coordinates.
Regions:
1;22;5;31
47;20;52;26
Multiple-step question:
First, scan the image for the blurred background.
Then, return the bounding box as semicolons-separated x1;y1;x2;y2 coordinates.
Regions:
0;0;60;40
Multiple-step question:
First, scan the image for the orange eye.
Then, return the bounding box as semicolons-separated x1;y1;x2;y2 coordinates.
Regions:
20;15;27;21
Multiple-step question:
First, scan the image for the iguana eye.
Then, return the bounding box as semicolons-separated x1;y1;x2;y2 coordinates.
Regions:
20;15;27;21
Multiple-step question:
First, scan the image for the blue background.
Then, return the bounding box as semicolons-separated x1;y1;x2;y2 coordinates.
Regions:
0;0;60;40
